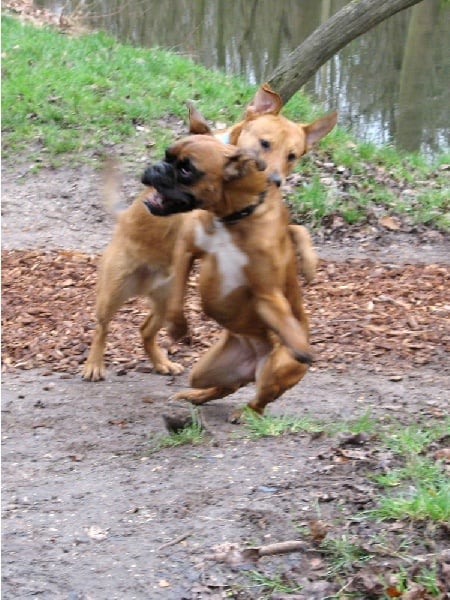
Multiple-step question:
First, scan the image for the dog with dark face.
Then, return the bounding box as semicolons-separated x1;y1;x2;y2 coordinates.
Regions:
142;134;311;421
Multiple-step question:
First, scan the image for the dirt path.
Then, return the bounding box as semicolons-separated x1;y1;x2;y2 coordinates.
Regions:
2;160;450;599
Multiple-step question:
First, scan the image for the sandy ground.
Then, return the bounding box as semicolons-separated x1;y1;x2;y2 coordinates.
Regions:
2;158;449;599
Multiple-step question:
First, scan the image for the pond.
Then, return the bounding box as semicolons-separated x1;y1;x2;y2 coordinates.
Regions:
37;0;449;157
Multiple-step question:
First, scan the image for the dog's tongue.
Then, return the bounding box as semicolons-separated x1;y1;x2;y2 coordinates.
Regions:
143;190;163;214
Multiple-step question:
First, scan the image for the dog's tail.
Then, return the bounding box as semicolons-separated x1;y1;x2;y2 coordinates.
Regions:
288;224;318;283
100;157;127;216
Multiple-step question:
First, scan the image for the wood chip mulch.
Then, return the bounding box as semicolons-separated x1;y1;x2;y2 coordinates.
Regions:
2;249;449;377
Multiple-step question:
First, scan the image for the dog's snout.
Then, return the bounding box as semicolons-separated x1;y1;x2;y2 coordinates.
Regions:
141;162;174;187
268;172;283;188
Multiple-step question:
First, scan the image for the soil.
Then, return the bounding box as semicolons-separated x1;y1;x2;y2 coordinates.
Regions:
3;9;450;600
2;148;450;600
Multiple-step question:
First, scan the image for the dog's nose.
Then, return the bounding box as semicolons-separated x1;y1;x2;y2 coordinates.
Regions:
141;162;172;186
268;172;283;188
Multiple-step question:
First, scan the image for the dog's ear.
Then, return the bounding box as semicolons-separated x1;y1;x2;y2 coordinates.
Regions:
187;101;213;135
245;82;283;118
227;121;244;145
302;111;338;150
223;149;266;182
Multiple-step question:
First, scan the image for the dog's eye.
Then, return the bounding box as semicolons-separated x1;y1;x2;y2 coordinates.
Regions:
177;159;192;178
260;139;270;150
288;152;296;162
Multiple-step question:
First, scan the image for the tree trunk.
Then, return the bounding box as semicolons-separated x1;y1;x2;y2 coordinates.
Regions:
267;0;425;104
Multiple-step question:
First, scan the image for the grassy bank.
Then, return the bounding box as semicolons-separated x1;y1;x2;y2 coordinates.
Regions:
2;14;449;230
148;407;450;597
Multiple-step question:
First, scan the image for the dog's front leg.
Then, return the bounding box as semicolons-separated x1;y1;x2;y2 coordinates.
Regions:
284;258;310;336
83;261;132;381
166;244;195;341
246;345;309;417
255;291;312;364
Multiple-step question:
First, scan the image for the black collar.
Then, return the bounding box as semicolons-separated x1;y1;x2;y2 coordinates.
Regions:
219;190;267;224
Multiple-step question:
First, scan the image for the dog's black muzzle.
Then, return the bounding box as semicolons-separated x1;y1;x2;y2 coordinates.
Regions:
142;161;174;188
141;161;200;217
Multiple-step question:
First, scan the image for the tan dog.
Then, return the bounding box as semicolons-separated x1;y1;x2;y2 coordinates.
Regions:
191;84;337;281
142;134;311;420
82;85;336;381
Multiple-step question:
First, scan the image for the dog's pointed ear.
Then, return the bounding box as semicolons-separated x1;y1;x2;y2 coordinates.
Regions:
187;101;213;135
223;149;266;182
302;111;338;150
227;121;244;145
245;82;283;118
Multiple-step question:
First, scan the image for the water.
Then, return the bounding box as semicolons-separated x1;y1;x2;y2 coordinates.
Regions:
37;0;449;157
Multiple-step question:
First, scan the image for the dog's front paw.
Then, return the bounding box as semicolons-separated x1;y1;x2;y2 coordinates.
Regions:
228;407;245;424
167;313;189;341
154;358;185;376
292;349;314;365
229;404;264;424
82;362;106;381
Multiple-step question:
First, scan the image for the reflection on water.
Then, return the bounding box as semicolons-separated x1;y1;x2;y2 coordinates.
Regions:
37;0;449;156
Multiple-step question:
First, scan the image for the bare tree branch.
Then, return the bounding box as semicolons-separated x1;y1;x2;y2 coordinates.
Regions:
267;0;425;104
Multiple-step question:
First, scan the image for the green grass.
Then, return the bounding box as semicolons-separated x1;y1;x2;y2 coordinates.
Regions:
245;571;303;598
241;412;448;594
1;15;315;161
369;418;450;523
1;16;248;157
242;408;324;438
373;480;450;522
3;14;449;230
319;535;374;577
146;410;205;453
289;131;450;230
242;408;378;439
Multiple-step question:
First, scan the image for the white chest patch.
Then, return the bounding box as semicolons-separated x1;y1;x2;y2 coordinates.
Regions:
195;220;248;297
214;130;231;144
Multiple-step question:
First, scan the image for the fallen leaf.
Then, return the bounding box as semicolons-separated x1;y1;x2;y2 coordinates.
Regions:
108;419;127;427
401;582;428;599
385;585;402;597
308;519;328;543
379;215;401;230
309;557;324;570
2;251;448;376
434;448;450;461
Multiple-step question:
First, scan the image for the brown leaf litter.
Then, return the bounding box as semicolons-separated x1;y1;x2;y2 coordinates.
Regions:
1;249;449;376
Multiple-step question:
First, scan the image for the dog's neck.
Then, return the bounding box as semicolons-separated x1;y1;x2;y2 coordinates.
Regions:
214;172;271;223
218;190;267;224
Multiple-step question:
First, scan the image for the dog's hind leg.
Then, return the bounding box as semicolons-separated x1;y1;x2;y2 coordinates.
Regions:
173;384;240;405
244;346;308;418
172;332;256;404
83;275;132;381
140;311;184;375
140;285;184;375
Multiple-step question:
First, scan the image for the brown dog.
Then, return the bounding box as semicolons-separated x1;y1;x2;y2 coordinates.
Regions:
191;84;337;281
142;134;311;420
82;85;336;381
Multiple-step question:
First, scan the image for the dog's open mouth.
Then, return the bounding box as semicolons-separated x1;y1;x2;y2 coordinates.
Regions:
142;187;199;217
143;190;165;215
141;161;202;216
